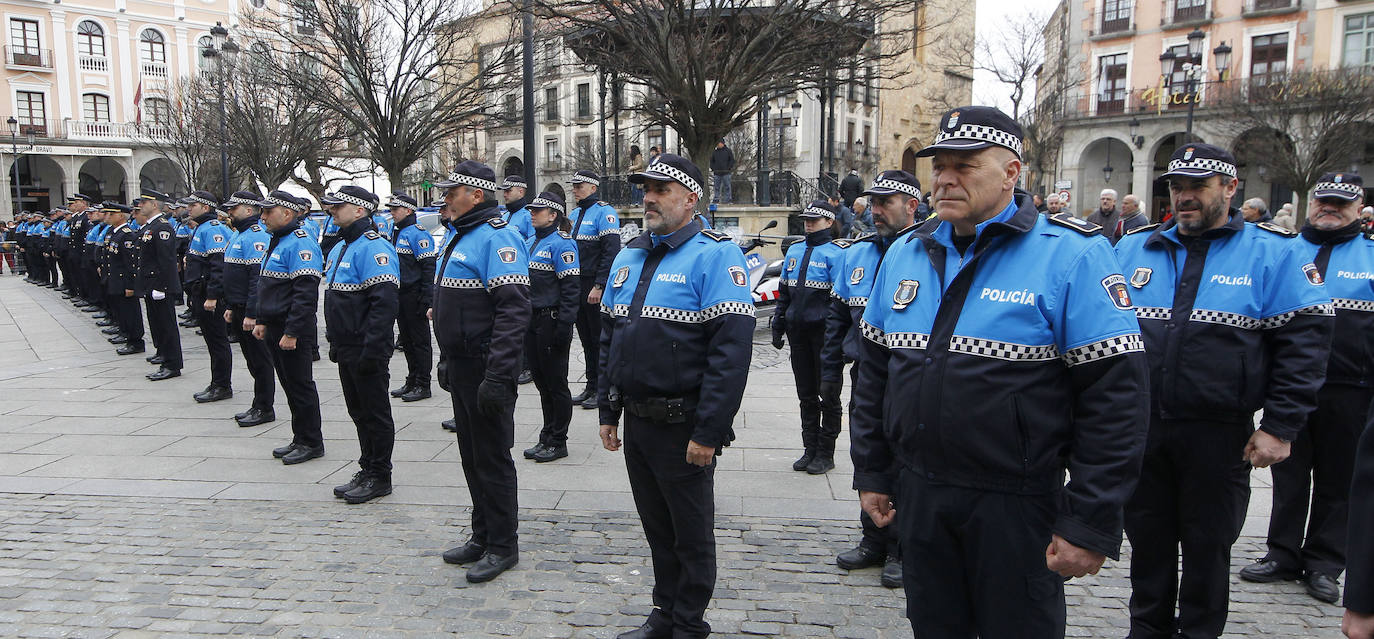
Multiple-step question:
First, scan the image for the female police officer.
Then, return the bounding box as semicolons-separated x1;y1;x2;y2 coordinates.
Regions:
519;192;581;463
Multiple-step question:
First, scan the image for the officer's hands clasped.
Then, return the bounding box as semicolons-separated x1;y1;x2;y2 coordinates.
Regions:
1045;534;1106;579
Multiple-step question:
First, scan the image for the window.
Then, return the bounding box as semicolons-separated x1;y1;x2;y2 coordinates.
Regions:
139;28;165;64
545;137;560;164
82;93;111;122
1097;53;1128;114
848;67;859;102
297;52;320;78
1173;0;1205;22
575;134;592;159
196;35;214;74
865;67;876;106
1250;32;1288;85
251;0;265;6
250;42;273;70
1344;13;1374;68
294;2;316;35
9;18;39;55
1101;0;1131;33
504;93;518;119
77;20;105;57
862;124;872;153
846;121;855;155
144;97;170;125
15;91;45;134
540;41;558;72
544;87;559;121
576;83;591;119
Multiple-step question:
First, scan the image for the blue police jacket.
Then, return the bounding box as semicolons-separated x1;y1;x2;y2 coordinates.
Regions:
773;228;845;338
391;213;439;308
83;223;104;266
221;216;270;309
1298;222;1374;387
851;196;1150;558
325;217;400;362
302;216;324;244
503;203;535;240
251;221;322;339
570;197;622;288
186;214;230;299
1115;213;1334;440
526;225;580;323
431;200;531;381
821;223;922;384
371;212;394;238
596;219;756;449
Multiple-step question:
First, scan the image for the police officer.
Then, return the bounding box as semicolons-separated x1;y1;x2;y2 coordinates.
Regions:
1346;411;1374;639
431;161;530;583
821;170;924;588
599;154;756;639
321;185;400;503
173;204;196;324
65;195;94;303
386;191;438;403
183;190;234;403
850;107;1149;637
1115;143;1334;639
568;169;621;408
249;191;325;465
29;213;51;287
1237;173;1374;604
134;190;184;381
519;191;580;463
103;203;145;356
79;206;107;313
499;175;535;240
50;207;69;291
772;199;846;474
320;213;343;257
221;191;277;427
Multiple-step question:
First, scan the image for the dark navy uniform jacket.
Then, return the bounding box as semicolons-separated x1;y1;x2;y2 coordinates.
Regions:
773;229;845;338
222;217;270;310
570;197;621;289
250;221;321;338
325;218;400;363
1349;411;1374;612
526;226;580;323
821;224;921;384
1114;213;1334;440
431;200;531;381
185;213;230;300
106;222;137;294
1297;222;1374;388
135;215;182;298
851;196;1150;558
391;214;439;309
596;220;756;449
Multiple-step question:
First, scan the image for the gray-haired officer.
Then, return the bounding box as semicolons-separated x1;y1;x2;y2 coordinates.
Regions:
386;191;438;403
134;189;184;381
599;154;756;639
431;161;531;583
569;169;621;408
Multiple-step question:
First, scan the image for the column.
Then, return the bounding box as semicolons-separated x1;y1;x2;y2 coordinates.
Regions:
114;18;134;123
50;11;73;120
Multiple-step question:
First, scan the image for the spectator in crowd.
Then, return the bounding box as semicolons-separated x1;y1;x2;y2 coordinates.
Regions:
1241;197;1272;223
626;146;645;206
710;140;736;204
1033;193;1047;212
839;169;864;209
850;197;874;236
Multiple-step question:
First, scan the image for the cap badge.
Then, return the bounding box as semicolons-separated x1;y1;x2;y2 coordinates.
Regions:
1184;147;1195;160
946;111;960;130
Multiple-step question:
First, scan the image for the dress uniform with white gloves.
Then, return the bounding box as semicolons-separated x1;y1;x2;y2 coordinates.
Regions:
387;192;438;403
184;190;234;403
1114;143;1334;639
220;192;276;428
103;203;145;356
569;170;621;408
850;107;1150;638
322;185;401;504
134;190;184;381
598;154;756;639
519;191;581;464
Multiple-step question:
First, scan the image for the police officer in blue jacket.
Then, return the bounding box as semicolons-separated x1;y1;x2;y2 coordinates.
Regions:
321;185;401;504
499;175;536;240
598;154;756;639
1115;143;1334;639
851;107;1150;638
250;191;326;466
772;199;847;474
569;169;621;408
519;191;580;464
183;190;234;403
134;190;185;381
386;192;438;403
821;170;924;588
1237;173;1373;604
431;161;531;584
220;192;277;428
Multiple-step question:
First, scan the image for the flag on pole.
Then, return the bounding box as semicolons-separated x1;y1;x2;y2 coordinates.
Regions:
134;79;143;125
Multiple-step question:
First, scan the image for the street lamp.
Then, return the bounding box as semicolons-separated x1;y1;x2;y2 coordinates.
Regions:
1129;117;1144;149
6;116;36;216
1213;42;1232;82
1104;141;1114;183
201;22;238;198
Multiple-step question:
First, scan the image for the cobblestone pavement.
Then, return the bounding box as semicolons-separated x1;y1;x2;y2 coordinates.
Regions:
0;275;1351;637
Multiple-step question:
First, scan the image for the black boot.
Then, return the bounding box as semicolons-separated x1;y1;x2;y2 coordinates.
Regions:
193;386;233;403
806;441;836;474
441;419;458;432
334;470;367;497
523;443;546;459
533;445;569;463
570;385;593;403
793;450;816;472
390;382;414;398
401;386;431;402
236;408;275;427
342;475;392;504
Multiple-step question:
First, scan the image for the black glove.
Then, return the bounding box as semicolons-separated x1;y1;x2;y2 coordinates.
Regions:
819;380;841;400
772;333;785;350
327;347;339;364
437;358;450;392
556;322;574;344
477;373;516;417
355;358;385;376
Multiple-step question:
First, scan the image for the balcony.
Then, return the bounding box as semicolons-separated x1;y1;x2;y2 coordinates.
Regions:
5;46;53;70
66;120;125;140
1244;0;1298;15
1091;3;1135;38
3;118;59;138
1161;0;1212;28
78;54;109;73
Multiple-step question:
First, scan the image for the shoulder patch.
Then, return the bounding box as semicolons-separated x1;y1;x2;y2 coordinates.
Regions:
1047;212;1101;235
250;224;263;232
487;217;508;228
1257;221;1298;237
557;230;572;239
1125;222;1160;236
364;230;381;240
294;229;309;238
700;229;731;242
831;238;854;248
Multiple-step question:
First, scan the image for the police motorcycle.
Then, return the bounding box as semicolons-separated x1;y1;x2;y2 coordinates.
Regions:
737;220;799;306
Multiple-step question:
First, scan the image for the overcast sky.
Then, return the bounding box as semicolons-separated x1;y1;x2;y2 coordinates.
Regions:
973;0;1063;112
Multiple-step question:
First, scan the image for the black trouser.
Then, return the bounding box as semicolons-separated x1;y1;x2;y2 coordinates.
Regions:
527;309;573;447
897;469;1065;638
396;288;432;388
113;292;144;349
787;322;842;456
574;278;599;389
228;307;274;412
28;250;46;282
339;359;395;479
144;295;183;370
448;354;519;556
191;295;232;388
84;265;101;304
1125;416;1252;639
56;253;70;287
1266;384;1370;577
844;364;899;556
624;411;717;638
263;323;322;449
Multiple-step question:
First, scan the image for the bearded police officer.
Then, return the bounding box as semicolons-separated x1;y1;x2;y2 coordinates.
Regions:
569;169;621;408
821;170;924;588
499;175;535;240
220;192;277;427
134;190;185;381
250;191;326;465
386;191;438;403
520;191;580;464
851;107;1149;638
322;185;401;504
599;154;755;639
431;161;530;583
1237;173;1374;604
1114;143;1334;639
183;190;234;403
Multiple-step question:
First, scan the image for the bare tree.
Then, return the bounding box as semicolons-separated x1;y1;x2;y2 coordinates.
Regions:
975;8;1047;120
131;77;218;190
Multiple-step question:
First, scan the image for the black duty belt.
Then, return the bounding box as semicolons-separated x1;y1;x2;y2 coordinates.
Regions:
623;394;698;424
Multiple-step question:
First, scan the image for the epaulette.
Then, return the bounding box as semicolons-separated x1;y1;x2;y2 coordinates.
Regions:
1047;212;1101;235
700;229;731;242
1257;221;1297;237
250;224;262;232
1125;222;1160;236
597;201;610;207
363;230;380;240
487;217;508;228
852;232;877;243
293;228;309;238
557;230;572;239
1364;231;1374;242
831;238;854;248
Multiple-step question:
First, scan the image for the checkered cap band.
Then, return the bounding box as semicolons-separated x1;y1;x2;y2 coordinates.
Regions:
500;177;526;190
386;196;416;209
187;194;218;207
265;195;306;213
227;194;263;208
933;124;1023;157
529;197;565;214
1315;181;1364;197
801;205;836;220
571;174;600;186
645;161;703;197
868;179;922;198
1166;157;1237;178
441;172;498;192
326;191;378;212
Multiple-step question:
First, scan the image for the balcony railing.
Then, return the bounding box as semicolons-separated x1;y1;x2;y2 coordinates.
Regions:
5;46;53;69
66;119;124;140
1092;3;1135;37
2;118;60;138
1161;0;1212;27
78;54;108;72
1244;0;1297;14
141;60;168;78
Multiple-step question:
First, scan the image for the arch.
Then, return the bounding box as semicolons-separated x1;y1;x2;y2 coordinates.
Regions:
138;158;186;196
500;156;524;179
7;154;66;212
78;157;128;203
1078;137;1135;217
901;147;917;174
